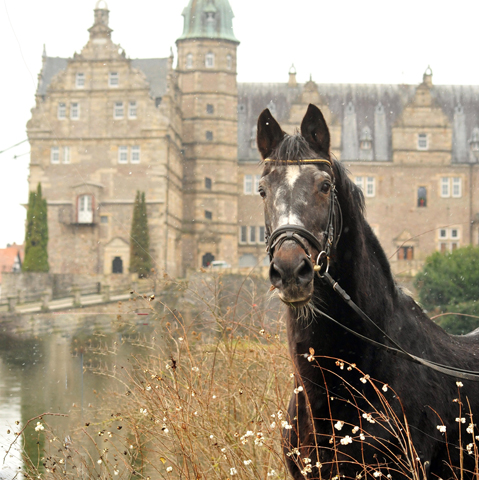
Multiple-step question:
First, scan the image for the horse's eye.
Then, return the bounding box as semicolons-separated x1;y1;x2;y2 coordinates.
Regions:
259;187;266;198
320;182;331;194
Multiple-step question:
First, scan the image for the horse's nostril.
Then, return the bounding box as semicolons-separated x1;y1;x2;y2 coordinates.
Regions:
269;261;284;288
294;259;313;285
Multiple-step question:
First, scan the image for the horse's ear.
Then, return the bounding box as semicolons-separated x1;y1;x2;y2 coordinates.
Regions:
257;109;284;159
300;104;330;157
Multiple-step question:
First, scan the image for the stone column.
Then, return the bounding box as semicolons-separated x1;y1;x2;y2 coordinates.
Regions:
7;296;17;313
41;290;51;312
102;284;111;303
72;285;82;308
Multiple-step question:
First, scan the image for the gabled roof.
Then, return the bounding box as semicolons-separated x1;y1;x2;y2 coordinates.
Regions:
37;57;68;96
0;244;24;284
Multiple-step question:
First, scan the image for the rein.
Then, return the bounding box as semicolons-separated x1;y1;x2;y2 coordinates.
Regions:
265;158;479;382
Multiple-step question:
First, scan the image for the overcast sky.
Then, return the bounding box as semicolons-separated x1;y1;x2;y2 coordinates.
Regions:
1;0;478;248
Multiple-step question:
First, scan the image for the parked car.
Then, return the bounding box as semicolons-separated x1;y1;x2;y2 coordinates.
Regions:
209;260;231;269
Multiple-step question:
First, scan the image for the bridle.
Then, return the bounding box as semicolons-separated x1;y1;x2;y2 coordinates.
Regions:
264;158;342;276
262;157;479;381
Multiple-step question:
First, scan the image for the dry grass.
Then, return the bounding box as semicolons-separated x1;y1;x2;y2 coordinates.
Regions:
13;273;479;479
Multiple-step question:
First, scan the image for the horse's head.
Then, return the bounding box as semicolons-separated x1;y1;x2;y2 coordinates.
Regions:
257;104;339;307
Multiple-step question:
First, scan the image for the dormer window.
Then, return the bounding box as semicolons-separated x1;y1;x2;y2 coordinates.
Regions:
417;133;428;150
359;126;372;150
186;54;193;69
206;12;215;24
109;72;119;87
76;73;85;88
205;52;215;68
470;127;479;152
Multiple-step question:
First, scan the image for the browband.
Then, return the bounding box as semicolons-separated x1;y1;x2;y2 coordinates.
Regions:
264;158;332;167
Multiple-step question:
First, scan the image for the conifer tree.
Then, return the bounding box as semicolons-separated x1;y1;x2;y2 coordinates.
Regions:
23;183;49;272
129;191;152;278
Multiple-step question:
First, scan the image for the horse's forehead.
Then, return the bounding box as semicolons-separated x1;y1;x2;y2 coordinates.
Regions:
271;165;328;192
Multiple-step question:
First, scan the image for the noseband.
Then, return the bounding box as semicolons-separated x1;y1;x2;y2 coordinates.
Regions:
264;158;342;274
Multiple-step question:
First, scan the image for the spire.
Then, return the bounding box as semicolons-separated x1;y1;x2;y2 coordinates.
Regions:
423;65;433;87
178;0;239;43
88;0;112;40
288;64;297;87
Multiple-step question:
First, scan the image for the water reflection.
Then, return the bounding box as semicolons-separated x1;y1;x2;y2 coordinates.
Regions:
0;314;156;477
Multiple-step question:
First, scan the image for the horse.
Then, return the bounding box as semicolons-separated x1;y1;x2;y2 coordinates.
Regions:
256;104;479;480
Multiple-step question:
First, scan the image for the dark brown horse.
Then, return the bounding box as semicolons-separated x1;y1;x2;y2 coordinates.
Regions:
257;104;479;479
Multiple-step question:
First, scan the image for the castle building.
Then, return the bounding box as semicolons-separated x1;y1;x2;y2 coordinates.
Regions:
27;0;479;278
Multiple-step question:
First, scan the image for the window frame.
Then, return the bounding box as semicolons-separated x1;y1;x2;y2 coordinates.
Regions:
58;102;66;120
205;210;213;220
249;226;256;244
77;194;94;224
259;226;266;244
205;177;212;190
51;146;60;164
62;146;71;164
109;72;119;87
452;177;462;198
254;175;261;195
76;72;85;88
239;226;247;244
128;101;137;119
206;104;214;114
118;146;128;164
244;174;253;195
114;101;124;119
205;131;213;141
417;133;428;150
226;54;232;70
205;52;215;68
365;176;375;197
186;53;193;69
440;177;450;198
130;146;140;164
70;102;80;120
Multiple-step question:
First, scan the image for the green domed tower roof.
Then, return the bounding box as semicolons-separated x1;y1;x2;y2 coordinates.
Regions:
178;0;239;43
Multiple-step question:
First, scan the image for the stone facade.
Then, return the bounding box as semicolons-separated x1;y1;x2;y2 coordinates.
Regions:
27;1;479;278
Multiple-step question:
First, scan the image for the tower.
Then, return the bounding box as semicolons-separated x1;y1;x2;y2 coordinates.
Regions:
176;0;240;269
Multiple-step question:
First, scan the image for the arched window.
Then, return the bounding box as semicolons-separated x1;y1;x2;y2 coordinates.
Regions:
112;256;123;274
186;53;193;69
78;194;93;223
205;52;215;68
202;252;215;267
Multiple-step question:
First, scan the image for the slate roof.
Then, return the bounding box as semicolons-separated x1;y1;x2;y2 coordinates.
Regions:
237;82;479;164
37;57;169;99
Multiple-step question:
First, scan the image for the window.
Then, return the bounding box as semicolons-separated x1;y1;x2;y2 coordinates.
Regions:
452;177;462;198
205;177;212;190
100;215;108;224
186;53;193;69
51;147;60;164
259;226;266;244
58;102;66;119
206;104;214;114
112;256;123;274
130;146;140;164
76;73;85;88
78;195;93;223
240;226;247;244
417;186;427;207
366;177;375;197
109;72;119;87
244;175;253;194
70;102;79;119
128;101;137;119
249;226;256;244
226;54;232;70
118;146;128;164
397;246;414;261
114;102;124;119
438;227;460;253
440;177;462;198
417;133;428;150
63;146;71;164
206;131;213;141
205;210;212;220
355;176;376;197
254;175;261;195
205;52;215;68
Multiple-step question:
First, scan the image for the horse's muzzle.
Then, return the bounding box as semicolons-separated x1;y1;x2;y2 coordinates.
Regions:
269;243;315;304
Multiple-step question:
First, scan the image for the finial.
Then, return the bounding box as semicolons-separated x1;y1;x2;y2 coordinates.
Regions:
95;0;109;9
289;64;296;75
309;73;313;82
423;65;433;87
42;44;47;58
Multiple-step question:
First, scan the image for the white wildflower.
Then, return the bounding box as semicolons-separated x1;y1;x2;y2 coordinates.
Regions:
466;443;474;454
35;422;44;432
230;467;237;475
437;425;446;433
467;423;475;434
191;366;199;372
267;470;277;477
352;426;360;434
359;433;366;441
340;435;353;445
382;384;388;392
456;417;466;424
456;381;464;387
166;466;173;473
360;374;370;384
244;460;252;466
334;421;344;431
294;386;304;394
373;471;382;477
